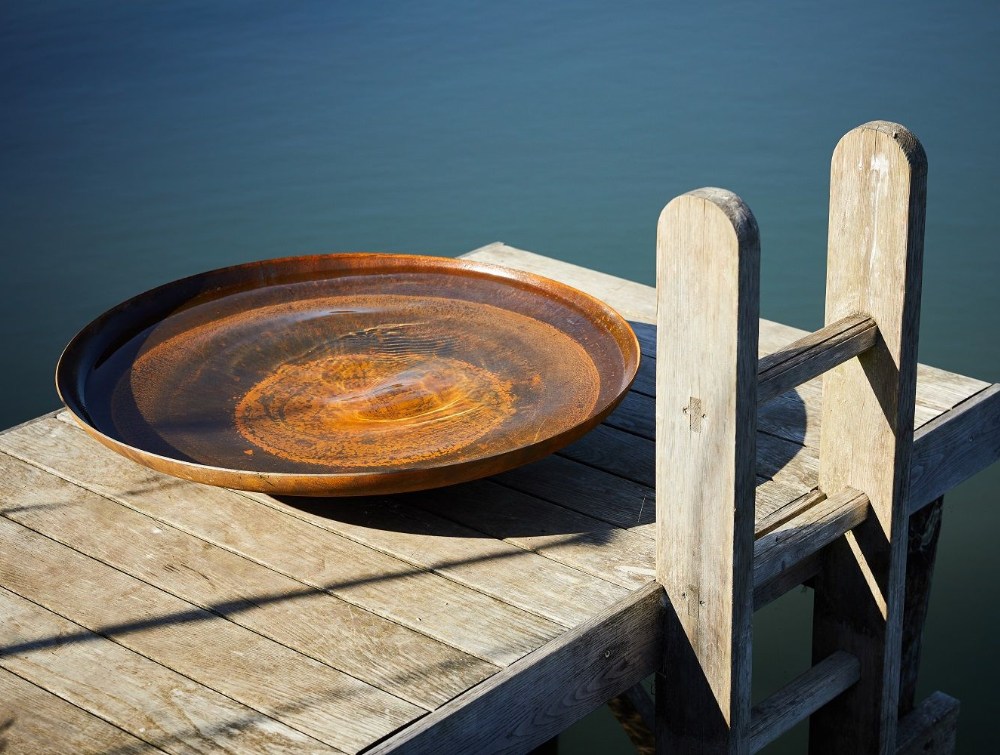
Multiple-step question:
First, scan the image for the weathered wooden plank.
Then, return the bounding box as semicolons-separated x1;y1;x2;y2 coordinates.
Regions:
33;352;997;628
602;389;658;439
758;385;816;446
754;383;1000;523
0;667;165;755
753;551;821;611
894;692;959;755
494;453;656;533
748;651;860;753
40;410;624;633
753;489;869;593
0;587;342;755
0;444;495;711
241;485;630;627
594;356;973;486
0;515;421;753
908;385;1000;514
811;120;927;755
655;188;759;753
37;415;626;635
757;315;877;405
753;489;826;538
913;364;989;413
563;395;826;541
2;417;563;667
367;582;663;754
408;479;654;588
579;394;816;521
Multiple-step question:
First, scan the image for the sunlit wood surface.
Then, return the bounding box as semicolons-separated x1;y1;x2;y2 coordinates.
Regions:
1;243;996;753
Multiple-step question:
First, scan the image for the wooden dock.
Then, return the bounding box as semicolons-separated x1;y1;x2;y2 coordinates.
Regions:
2;122;999;753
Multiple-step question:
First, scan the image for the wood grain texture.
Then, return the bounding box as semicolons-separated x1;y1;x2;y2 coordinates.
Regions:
409;479;655;589
0;667;166;755
811;121;928;755
752;489;869;593
895;692;959;755
655;188;759;753
1;416;563;667
757;314;877;405
749;651;861;753
909;384;1000;513
0;438;495;711
0;587;341;755
0;238;992;754
0;512;421;753
367;582;663;754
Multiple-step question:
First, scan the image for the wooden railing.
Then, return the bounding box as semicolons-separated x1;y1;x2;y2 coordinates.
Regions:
654;121;947;754
370;121;970;755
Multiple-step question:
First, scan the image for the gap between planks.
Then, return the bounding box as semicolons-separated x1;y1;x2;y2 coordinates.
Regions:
5;415;631;642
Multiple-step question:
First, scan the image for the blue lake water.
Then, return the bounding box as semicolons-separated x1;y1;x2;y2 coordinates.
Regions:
2;1;998;751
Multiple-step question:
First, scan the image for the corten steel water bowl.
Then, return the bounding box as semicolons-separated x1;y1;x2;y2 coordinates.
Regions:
56;253;640;496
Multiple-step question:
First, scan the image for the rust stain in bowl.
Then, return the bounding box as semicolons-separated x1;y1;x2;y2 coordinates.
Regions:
56;254;638;496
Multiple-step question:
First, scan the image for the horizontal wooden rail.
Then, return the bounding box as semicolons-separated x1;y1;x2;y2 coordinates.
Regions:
753;488;870;607
895;691;959;754
749;651;861;753
757;314;878;405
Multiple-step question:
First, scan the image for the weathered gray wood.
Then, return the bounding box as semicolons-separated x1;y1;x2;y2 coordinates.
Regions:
0;587;342;754
753;551;822;610
367;582;663;754
0;239;991;754
495;453;657;533
749;651;861;753
1;417;563;667
811;121;928;755
560;412;815;521
21;404;930;666
757;314;877;405
900;497;944;716
655;188;759;753
895;692;959;755
0;514;421;753
0;666;167;755
0;443;496;711
409;479;655;589
753;489;869;593
909;385;1000;513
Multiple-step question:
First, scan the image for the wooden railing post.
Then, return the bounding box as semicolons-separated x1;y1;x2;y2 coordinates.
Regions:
655;188;760;753
810;121;928;754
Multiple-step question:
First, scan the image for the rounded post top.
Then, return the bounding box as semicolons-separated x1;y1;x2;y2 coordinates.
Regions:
659;187;760;254
838;121;928;175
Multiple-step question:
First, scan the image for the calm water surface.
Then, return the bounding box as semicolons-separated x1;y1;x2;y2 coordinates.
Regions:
3;2;998;751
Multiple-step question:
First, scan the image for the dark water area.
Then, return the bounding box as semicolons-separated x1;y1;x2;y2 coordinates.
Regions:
3;1;998;751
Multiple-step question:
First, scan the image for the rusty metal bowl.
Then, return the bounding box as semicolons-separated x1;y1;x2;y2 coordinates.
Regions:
56;253;640;496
